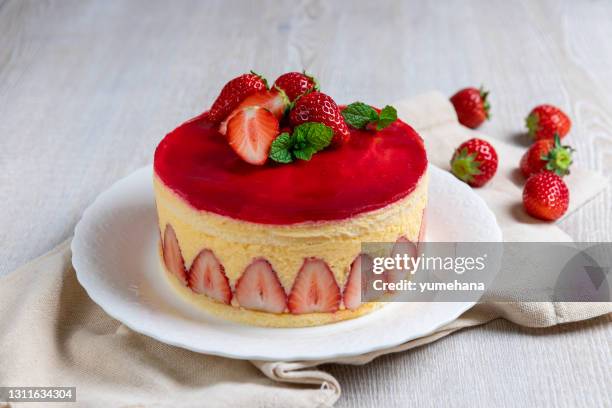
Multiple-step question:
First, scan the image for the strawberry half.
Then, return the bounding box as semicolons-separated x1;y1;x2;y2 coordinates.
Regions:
289;91;350;146
273;71;319;102
208;72;268;123
219;89;289;135
226;106;279;165
386;236;418;285
418;208;427;244
343;254;373;311
163;224;187;285
235;258;287;313
288;258;341;314
188;249;232;305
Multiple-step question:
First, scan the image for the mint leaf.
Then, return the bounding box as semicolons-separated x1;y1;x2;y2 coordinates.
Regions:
342;102;398;131
295;122;333;151
342;102;379;129
268;123;334;164
291;123;333;161
269;133;293;163
294;145;318;161
376;105;397;130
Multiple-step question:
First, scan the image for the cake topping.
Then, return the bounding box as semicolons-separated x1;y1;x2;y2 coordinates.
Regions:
208;71;268;123
273;71;319;102
219;88;289;135
289;91;350;146
154;112;427;224
342;102;398;131
269;122;333;164
226;106;279;165
200;71;405;167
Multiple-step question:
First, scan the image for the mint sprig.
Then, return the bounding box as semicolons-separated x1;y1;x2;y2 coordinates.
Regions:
342;102;398;131
269;122;333;164
269;133;293;163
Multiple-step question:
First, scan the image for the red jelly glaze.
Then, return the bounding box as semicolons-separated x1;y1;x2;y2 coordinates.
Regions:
154;113;427;225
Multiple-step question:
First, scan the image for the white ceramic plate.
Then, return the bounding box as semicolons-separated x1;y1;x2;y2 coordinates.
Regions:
72;165;501;361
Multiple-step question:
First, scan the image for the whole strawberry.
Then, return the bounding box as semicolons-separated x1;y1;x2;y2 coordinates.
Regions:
523;172;569;221
273;71;319;102
208;72;268;123
450;87;490;129
289;91;350;145
450;138;498;187
525;104;571;141
520;134;574;178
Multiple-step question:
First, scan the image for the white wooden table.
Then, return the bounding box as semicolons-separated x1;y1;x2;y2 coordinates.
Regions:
1;1;610;406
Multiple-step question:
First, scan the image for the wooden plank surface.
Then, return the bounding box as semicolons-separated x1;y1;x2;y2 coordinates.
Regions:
1;1;610;407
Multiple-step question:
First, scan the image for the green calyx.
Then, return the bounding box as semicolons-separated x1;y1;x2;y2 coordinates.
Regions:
542;134;574;176
272;85;292;115
450;148;482;183
269;122;334;164
479;86;491;120
303;70;320;92
341;102;398;131
525;112;540;137
250;70;269;89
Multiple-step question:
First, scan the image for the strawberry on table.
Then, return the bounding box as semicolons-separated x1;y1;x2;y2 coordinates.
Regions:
450;138;498;187
188;249;232;304
522;171;569;221
208;72;268;123
289;91;350;146
288;258;341;314
525;104;571;141
450;87;490;129
226;106;279;165
273;71;319;102
235;258;287;313
520;134;574;178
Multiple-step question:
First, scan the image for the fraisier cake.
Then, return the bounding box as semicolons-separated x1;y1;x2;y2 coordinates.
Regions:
154;71;427;327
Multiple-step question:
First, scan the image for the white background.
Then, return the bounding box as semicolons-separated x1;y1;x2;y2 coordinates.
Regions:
1;1;610;406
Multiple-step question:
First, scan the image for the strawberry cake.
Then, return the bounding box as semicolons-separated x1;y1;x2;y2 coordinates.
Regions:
154;71;428;327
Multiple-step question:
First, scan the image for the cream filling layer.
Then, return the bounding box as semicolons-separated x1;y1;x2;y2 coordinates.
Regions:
154;171;428;292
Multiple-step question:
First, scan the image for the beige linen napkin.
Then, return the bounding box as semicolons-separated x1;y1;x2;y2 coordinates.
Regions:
1;92;610;408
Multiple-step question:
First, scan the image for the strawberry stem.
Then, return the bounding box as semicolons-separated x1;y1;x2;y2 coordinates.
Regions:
526;112;540;137
543;134;574;176
250;70;269;89
479;86;491;120
303;69;320;92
